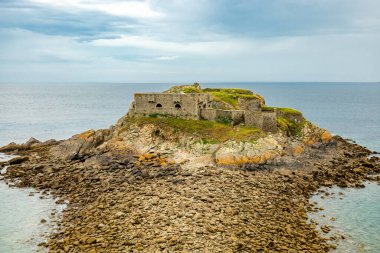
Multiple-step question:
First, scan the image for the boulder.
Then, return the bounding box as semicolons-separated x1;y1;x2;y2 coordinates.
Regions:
9;156;29;164
50;138;85;161
321;131;332;143
50;129;111;161
25;137;40;148
0;142;22;152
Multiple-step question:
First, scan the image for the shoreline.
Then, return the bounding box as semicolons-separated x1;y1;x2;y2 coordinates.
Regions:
1;135;379;252
0;154;65;253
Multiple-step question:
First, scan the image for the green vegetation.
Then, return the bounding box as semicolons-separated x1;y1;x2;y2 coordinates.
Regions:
261;106;302;115
148;113;160;118
181;86;202;93
209;91;262;109
277;107;302;115
261;106;275;112
202;88;253;95
123;116;264;142
216;116;233;125
166;84;264;109
203;88;262;109
277;117;304;137
165;83;202;93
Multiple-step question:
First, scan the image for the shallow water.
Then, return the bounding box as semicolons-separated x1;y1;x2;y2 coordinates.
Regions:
0;154;64;253
309;182;380;253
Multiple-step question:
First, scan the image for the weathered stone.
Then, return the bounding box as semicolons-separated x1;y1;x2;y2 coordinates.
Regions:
9;156;29;164
353;168;363;173
321;131;332;143
25;137;40;148
86;237;97;244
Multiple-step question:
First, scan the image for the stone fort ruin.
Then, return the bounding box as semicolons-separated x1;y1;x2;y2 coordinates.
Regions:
128;84;302;132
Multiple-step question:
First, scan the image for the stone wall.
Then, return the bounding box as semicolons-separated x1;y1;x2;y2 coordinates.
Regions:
244;110;278;132
238;98;261;111
215;110;244;125
261;111;278;133
200;109;244;125
130;92;278;132
200;108;217;121
132;93;212;120
244;111;263;129
276;110;303;124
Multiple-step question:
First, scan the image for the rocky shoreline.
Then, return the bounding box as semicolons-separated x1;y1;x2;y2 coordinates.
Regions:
1;115;380;252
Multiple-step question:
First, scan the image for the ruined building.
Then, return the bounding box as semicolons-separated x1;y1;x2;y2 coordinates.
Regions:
128;85;302;133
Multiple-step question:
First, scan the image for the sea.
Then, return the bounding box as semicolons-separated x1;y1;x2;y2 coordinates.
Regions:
0;82;379;252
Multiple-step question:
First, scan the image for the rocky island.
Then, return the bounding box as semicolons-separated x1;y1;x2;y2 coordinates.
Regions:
0;84;379;252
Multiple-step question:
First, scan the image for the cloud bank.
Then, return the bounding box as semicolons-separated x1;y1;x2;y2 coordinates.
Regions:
0;0;379;82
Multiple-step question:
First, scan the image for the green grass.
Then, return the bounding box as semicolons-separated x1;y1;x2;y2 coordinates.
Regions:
148;113;160;118
165;85;264;109
181;86;202;93
216;116;233;125
277;107;302;115
122;116;264;142
261;106;302;115
261;106;275;112
209;91;262;109
202;88;253;95
277;117;304;137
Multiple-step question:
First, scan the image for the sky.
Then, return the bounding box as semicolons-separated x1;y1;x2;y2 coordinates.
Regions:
0;0;379;83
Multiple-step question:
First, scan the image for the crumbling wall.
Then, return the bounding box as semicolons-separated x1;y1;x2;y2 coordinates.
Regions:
231;110;244;125
200;108;217;121
243;111;263;129
131;92;278;132
238;98;261;111
215;110;244;125
261;111;278;133
276;110;303;124
200;109;244;125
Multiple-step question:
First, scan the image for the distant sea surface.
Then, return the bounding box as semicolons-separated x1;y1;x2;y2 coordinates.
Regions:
0;82;379;252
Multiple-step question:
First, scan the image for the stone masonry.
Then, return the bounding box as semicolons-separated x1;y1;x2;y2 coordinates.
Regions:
128;92;279;132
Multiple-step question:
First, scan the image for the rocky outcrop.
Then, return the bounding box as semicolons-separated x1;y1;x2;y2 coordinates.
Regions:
1;132;379;252
50;129;112;161
0;138;59;152
1;94;378;252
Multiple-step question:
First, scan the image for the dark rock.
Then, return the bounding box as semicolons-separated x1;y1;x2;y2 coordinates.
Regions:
9;156;29;164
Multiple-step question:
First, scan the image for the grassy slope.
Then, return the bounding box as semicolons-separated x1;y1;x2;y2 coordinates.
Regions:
122;116;264;143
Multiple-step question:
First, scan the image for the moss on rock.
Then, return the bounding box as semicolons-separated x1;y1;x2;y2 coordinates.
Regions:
277;107;302;116
277;117;305;137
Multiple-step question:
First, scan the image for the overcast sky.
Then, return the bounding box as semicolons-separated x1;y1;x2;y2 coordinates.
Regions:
0;0;379;83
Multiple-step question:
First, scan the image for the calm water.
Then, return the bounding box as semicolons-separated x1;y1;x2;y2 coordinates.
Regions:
0;154;64;253
0;82;379;251
310;182;380;252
